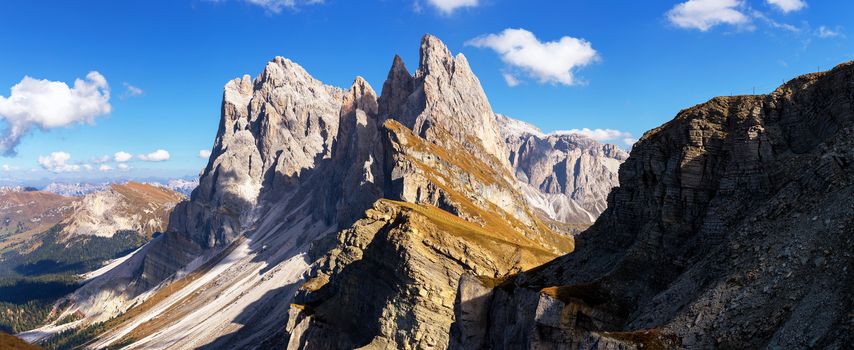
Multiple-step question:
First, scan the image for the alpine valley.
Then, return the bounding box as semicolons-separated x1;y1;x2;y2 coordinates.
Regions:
6;35;853;350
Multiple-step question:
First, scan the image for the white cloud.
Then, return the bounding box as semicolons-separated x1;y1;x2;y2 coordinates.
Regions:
122;82;144;98
425;0;478;14
502;73;520;87
1;164;18;172
114;151;133;162
817;25;843;38
766;0;806;13
667;0;750;31
138;149;170;162
99;164;113;172
752;11;799;32
199;150;212;159
466;28;599;86
0;71;111;156
37;151;80;173
554;128;636;146
117;163;130;171
93;155;112;163
83;164;93;171
242;0;323;13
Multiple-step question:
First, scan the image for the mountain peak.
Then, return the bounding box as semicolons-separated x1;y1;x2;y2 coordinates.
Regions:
418;34;453;76
379;34;510;167
342;76;378;116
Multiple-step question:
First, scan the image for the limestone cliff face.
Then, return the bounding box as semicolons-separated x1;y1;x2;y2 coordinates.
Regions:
463;62;854;349
379;36;509;169
54;35;612;350
497;114;628;226
173;57;344;250
284;36;573;350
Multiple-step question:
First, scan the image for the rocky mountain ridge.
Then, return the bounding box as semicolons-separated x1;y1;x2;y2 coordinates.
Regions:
0;190;75;251
26;35;610;350
58;182;185;240
457;61;854;349
15;35;853;350
1;182;184;265
497;114;628;227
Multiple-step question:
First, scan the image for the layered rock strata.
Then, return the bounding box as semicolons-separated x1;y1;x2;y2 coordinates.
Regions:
462;61;854;349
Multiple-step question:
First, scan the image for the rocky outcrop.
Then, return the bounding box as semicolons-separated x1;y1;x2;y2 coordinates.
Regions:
466;61;854;349
379;36;509;168
58;182;184;240
0;182;181;259
287;199;566;349
284;37;573;349
45;34;614;350
497;114;628;226
173;57;344;250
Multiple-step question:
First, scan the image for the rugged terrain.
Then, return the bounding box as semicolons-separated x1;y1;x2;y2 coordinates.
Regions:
0;182;184;335
0;189;75;251
457;61;854;349
497;114;628;229
24;35;853;350
18;35;623;350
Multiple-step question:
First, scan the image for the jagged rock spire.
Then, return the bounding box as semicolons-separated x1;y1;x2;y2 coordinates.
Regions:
379;34;510;168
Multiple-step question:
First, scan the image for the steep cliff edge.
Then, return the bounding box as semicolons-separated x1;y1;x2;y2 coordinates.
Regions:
463;62;854;349
29;35;616;349
284;37;572;349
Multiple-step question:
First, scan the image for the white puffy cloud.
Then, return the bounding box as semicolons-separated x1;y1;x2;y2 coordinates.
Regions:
242;0;323;13
817;25;843;38
138;149;170;162
554;128;637;146
122;82;144;98
99;164;113;172
667;0;750;31
83;164;93;171
114;151;133;162
117;163;130;171
425;0;478;14
766;0;806;13
199;150;212;159
1;164;19;172
37;151;80;173
466;28;598;86
0;71;111;156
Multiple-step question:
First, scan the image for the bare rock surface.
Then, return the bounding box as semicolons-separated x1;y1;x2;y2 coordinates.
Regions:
59;182;184;240
37;34;628;350
468;61;854;349
380;35;510;169
497;114;628;226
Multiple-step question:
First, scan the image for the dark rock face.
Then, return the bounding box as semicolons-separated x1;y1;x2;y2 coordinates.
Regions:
466;62;854;349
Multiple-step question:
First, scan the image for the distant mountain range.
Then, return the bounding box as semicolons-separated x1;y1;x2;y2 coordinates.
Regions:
1;177;199;197
0;183;184;335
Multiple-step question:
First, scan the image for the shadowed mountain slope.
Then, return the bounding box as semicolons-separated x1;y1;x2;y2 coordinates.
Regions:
457;61;854;350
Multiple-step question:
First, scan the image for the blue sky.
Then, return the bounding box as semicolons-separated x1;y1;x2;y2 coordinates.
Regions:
0;0;851;184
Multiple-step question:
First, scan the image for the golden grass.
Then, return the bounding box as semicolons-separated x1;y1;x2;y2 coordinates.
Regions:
383;119;574;258
387;200;560;270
